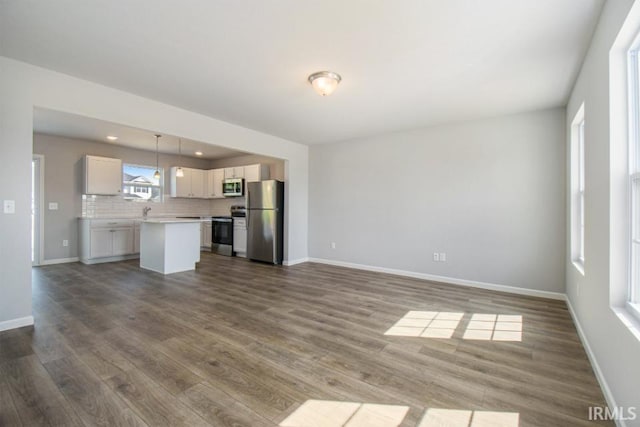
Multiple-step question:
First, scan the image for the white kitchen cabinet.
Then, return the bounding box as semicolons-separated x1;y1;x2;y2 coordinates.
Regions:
201;221;212;248
112;228;134;255
89;229;113;258
233;218;247;257
134;222;141;253
206;169;225;199
191;169;205;197
84;155;122;195
170;167;206;198
80;219;136;264
224;167;245;179
171;167;192;197
243;164;269;183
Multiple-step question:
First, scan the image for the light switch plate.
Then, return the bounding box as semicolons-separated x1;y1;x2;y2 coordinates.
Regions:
3;200;15;214
49;202;59;210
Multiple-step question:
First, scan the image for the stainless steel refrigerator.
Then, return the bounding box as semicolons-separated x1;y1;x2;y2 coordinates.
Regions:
247;180;284;264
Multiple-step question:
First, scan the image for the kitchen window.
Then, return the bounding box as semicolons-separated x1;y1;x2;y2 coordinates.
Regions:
122;164;163;202
570;103;585;273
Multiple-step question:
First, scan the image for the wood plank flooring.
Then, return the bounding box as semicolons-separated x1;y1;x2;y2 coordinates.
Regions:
0;254;612;426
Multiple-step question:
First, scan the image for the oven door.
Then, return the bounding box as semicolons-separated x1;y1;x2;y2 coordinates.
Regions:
212;219;233;246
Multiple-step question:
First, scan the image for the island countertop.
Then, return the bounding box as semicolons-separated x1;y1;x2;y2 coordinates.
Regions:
141;219;205;224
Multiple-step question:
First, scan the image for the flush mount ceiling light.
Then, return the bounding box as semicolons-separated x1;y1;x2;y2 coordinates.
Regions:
308;71;342;96
195;151;203;156
153;134;161;180
106;135;118;141
176;138;184;178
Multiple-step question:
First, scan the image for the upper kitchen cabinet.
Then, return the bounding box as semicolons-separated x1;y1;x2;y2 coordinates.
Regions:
84;155;122;195
244;164;270;182
224;166;244;179
206;168;225;199
170;167;206;198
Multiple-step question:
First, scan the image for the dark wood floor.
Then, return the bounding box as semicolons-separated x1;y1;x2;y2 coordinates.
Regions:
0;253;611;426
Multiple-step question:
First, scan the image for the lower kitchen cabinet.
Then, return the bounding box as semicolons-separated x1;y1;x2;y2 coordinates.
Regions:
79;219;138;264
134;222;141;253
233;217;247;257
201;221;212;249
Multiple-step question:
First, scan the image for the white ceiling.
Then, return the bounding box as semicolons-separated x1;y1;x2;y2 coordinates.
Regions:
34;108;247;160
1;0;603;145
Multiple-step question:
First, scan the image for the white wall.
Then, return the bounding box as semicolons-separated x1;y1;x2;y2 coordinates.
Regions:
566;0;640;422
309;108;566;295
0;56;308;327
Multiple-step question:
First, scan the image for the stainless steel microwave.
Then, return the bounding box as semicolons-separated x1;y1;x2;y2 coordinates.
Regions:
222;178;244;197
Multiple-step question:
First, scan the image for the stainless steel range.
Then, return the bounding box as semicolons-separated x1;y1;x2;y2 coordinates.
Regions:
211;216;233;256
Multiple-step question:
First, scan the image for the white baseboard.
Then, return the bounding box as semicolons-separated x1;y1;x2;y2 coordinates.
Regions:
306;257;565;300
39;257;79;266
565;298;625;427
283;257;309;266
0;316;34;332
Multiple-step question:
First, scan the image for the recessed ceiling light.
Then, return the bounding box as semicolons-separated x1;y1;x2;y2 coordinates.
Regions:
106;135;118;141
195;151;203;156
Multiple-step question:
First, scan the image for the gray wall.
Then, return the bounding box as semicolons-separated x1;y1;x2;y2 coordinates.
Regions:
33;133;212;261
309;108;566;293
565;0;640;419
0;89;32;326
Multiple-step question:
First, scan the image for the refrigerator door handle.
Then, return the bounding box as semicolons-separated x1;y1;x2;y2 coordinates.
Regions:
246;192;250;229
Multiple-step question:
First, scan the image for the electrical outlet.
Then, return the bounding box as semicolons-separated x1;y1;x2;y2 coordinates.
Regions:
330;242;336;249
48;202;59;210
3;200;15;214
433;252;440;262
440;252;446;262
63;240;69;247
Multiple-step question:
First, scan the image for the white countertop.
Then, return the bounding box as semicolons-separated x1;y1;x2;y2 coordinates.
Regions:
142;219;204;224
79;216;213;221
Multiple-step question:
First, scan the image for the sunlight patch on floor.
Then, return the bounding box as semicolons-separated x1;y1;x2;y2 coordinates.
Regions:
279;400;409;427
462;314;522;342
384;311;464;338
384;311;523;342
418;408;519;427
279;401;519;427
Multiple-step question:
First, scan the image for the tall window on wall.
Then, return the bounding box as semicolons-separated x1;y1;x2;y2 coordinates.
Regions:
571;103;585;273
628;43;640;319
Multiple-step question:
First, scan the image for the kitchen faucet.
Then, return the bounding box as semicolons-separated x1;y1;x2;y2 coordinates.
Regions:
143;206;151;219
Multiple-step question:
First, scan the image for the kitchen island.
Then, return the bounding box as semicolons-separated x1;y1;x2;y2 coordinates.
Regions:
139;219;202;274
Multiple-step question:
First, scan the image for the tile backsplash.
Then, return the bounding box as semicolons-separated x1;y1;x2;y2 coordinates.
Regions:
82;194;243;218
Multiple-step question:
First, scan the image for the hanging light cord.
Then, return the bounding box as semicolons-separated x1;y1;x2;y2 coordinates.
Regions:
154;134;161;179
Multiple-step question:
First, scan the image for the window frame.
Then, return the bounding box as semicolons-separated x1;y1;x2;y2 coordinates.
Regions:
627;42;640;321
571;103;586;274
122;163;164;203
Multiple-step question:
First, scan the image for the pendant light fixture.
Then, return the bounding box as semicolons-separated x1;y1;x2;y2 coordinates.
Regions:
153;134;161;180
176;138;184;178
308;71;342;96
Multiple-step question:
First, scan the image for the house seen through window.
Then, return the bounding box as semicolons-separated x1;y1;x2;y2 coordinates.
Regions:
123;164;163;202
